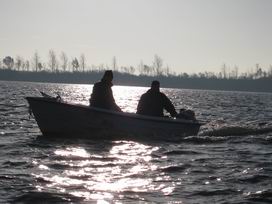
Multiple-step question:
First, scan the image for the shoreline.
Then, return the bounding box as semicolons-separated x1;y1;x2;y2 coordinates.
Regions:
0;69;271;93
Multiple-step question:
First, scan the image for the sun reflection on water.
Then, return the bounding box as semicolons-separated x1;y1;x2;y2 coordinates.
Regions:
112;86;147;113
33;141;175;202
55;147;90;158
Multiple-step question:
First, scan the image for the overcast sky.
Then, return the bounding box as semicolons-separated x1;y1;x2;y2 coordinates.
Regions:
1;0;272;74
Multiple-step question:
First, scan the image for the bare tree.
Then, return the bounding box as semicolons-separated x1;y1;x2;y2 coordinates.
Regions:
42;63;48;71
91;64;97;72
21;61;25;71
98;63;105;71
120;66;126;73
138;60;144;75
254;64;264;79
112;56;117;71
25;60;30;71
71;58;79;72
129;66;135;74
38;63;43;71
32;51;41;72
48;49;58;72
268;65;272;78
153;54;163;76
221;63;227;79
143;64;152;76
233;65;239;79
164;65;171;76
15;56;23;71
79;54;86;72
60;51;68;72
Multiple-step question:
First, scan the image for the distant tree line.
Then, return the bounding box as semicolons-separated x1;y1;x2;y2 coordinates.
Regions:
1;50;272;80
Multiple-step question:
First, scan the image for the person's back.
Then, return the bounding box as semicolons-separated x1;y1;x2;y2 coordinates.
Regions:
89;70;121;112
136;81;177;117
90;80;115;109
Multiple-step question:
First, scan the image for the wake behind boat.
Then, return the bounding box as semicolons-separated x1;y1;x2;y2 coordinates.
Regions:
26;95;202;141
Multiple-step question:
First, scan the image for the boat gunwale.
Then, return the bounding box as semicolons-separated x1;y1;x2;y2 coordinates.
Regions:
26;97;202;126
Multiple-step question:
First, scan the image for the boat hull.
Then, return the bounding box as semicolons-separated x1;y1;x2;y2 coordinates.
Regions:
26;97;201;141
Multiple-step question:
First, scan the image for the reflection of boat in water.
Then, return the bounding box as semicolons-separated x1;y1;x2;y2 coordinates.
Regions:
26;96;202;141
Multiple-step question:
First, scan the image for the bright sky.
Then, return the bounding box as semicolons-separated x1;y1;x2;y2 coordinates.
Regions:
1;0;272;74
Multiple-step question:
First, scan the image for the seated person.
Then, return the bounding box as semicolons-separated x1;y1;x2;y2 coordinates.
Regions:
89;70;122;112
136;80;177;117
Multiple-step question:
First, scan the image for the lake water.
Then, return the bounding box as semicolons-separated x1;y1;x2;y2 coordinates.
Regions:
0;80;272;204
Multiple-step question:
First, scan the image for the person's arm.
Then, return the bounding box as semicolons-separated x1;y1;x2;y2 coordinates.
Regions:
162;94;177;117
112;98;122;112
89;84;98;106
108;87;122;112
136;96;144;114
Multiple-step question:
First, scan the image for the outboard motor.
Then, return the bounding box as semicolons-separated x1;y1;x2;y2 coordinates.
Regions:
176;109;196;121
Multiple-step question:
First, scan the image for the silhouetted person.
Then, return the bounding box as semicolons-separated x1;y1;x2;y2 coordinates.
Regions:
89;70;122;112
137;80;177;117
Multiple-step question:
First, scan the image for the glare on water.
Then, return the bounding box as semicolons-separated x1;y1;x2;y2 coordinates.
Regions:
1;81;272;203
32;141;174;202
113;86;148;113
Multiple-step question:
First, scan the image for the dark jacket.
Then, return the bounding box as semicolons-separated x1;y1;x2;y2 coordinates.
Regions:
136;89;177;117
89;80;121;111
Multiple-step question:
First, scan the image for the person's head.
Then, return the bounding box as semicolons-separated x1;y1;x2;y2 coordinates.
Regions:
151;80;160;92
102;70;113;82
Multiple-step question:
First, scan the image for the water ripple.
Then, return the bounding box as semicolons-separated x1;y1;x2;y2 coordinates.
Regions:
1;81;272;203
